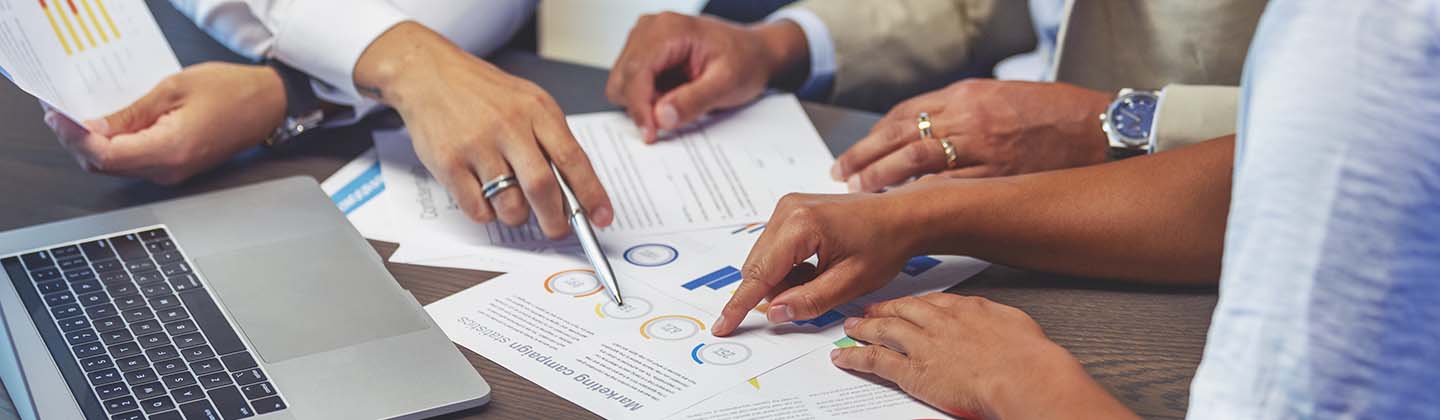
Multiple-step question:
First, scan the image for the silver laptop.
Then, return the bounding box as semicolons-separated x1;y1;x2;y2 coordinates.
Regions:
0;177;489;420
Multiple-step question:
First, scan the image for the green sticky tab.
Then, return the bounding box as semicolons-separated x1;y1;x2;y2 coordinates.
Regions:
833;337;858;348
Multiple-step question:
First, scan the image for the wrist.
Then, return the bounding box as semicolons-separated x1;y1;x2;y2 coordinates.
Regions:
752;20;810;91
352;21;460;108
254;65;288;134
902;179;1014;256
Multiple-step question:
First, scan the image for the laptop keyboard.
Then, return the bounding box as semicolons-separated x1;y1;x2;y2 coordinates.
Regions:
3;227;288;420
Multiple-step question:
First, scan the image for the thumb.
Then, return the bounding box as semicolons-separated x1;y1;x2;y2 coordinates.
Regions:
88;78;180;137
652;67;748;131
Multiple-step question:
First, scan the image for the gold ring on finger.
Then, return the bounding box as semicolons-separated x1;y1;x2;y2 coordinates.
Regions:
917;112;933;140
937;137;959;169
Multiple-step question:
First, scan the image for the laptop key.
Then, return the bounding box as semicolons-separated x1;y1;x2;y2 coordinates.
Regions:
51;302;84;319
208;385;255;419
64;267;96;282
239;382;276;400
57;256;88;271
154;250;183;265
219;352;257;372
173;332;206;349
132;382;166;400
65;328;98;345
161;262;191;277
77;291;110;307
149;294;182;310
92;259;124;273
103;395;137;414
116;355;149;373
131;319;163;336
82;240;118;262
58;316;89;332
190;358;224;376
179;400;221;420
252;396;286;415
231;369;266;387
171;385;206;404
71;279;103;295
100;328;133;346
126;260;156;273
157;307;188;323
110;234;148;260
123;368;157;384
19;251;52;269
182;345;215;362
138;332;170;349
95;381;129;400
147;345;180;362
114;295;146;311
80;354;114;372
165;319;198;336
199;371;234;389
36;280;67;295
109;341;143;358
169;274;203;292
140;228;169;240
31;267;61;282
73;341;106;358
144;240;174;254
141;282;173;298
179;290;244;355
108;281;140;298
111;411;144;420
163;372;197;389
132;271;164;286
89;368;123;386
50;245;82;260
141;395;176;414
100;270;132;285
149;410;183;420
93;316;125;333
44;291;76;307
122;307;154;323
154;358;188;376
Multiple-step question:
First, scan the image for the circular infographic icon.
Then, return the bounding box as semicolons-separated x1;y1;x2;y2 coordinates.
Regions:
623;243;679;267
545;269;603;297
692;342;752;366
597;297;653;319
640;315;705;340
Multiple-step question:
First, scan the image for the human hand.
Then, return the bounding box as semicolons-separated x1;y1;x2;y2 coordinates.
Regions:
355;22;613;238
42;62;285;185
606;12;809;142
709;187;936;337
832;79;1114;192
832;293;1139;420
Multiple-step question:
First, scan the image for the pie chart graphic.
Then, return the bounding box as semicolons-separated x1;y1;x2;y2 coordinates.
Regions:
639;315;705;340
544;269;604;298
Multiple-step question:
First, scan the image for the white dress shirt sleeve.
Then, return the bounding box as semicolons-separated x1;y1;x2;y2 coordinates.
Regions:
765;8;836;100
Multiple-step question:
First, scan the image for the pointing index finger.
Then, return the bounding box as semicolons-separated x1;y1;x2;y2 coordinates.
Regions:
712;219;820;337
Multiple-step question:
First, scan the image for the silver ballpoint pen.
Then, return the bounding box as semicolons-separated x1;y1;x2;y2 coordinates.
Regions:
550;163;624;306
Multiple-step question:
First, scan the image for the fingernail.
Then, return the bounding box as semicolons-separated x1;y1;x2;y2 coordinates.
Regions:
844;317;859;329
845;175;862;193
767;304;794;323
829;348;843;362
830;162;844;181
656;103;679;130
711;315;726;336
590;206;613;226
84;119;109;136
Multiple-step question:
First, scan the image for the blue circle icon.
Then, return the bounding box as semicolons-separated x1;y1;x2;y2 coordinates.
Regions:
623;243;678;267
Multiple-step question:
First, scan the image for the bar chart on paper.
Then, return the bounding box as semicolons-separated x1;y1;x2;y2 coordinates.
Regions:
0;0;179;119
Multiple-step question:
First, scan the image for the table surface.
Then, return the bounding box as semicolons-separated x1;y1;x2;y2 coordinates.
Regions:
0;2;1217;419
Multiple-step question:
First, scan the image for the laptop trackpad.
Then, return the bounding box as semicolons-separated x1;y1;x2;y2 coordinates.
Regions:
192;230;427;363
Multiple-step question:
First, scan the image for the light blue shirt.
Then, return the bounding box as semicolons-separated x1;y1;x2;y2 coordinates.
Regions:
1189;0;1440;418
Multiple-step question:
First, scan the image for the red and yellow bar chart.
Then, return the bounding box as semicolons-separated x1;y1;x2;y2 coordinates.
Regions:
38;0;121;56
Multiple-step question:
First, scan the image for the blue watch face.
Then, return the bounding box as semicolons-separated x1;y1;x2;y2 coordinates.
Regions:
1109;93;1158;140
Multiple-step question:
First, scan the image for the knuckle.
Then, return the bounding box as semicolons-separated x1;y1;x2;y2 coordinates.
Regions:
521;173;558;194
741;262;768;284
551;146;589;169
904;142;931;166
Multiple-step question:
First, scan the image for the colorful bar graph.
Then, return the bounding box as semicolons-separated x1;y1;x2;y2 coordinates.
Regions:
38;0;72;55
79;0;108;43
682;266;741;290
66;0;96;48
51;0;84;52
92;0;119;39
901;256;942;276
793;310;845;328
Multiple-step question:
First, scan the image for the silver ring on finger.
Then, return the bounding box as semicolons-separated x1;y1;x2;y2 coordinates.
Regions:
937;137;959;169
482;174;520;199
917;112;934;140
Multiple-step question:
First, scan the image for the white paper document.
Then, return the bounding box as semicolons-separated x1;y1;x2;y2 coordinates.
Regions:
319;148;401;243
674;343;952;420
0;0;179;120
379;94;842;268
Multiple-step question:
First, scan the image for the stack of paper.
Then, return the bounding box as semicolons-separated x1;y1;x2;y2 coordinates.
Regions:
320;94;985;419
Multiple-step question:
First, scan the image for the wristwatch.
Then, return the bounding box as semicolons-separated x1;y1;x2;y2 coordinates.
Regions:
1099;88;1160;159
263;59;327;149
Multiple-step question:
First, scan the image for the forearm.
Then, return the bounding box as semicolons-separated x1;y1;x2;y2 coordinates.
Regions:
916;136;1235;285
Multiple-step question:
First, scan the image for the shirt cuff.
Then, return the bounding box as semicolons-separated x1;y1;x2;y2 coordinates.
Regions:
765;8;836;101
1151;84;1242;152
270;0;408;102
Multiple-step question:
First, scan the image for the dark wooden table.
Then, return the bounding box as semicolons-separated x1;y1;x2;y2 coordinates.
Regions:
0;2;1217;419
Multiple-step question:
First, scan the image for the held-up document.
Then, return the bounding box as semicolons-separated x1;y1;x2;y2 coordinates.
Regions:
378;94;842;263
0;0;179;120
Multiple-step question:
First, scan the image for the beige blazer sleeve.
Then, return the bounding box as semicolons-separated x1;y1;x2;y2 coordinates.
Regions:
787;0;1036;111
1152;85;1240;152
